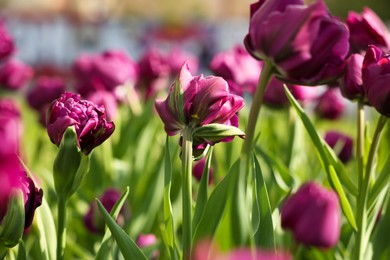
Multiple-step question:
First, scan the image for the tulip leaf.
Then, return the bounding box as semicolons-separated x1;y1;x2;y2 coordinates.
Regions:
372;189;390;259
161;136;179;260
284;86;357;230
16;241;26;260
253;154;276;249
192;160;237;244
193;124;245;144
35;197;57;260
96;187;130;260
368;154;390;208
96;198;147;260
192;147;213;233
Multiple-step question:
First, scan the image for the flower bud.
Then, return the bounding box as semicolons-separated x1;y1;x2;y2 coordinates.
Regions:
193;157;213;184
362;45;390;117
0;20;15;61
346;7;390;54
47;92;115;155
324;130;353;163
167;47;199;76
281;182;341;248
86;90;118;121
0;98;22;157
315;88;345;120
244;0;349;85
137;233;159;259
340;53;365;101
0;59;33;90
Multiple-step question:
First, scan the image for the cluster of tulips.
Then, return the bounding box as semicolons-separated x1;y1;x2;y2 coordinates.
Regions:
1;0;390;259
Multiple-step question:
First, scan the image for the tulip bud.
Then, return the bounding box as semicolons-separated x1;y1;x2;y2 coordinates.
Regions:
0;98;22;157
137;233;159;259
281;182;341;248
244;0;349;85
362;45;390;117
341;53;365;101
315;88;345;120
346;7;390;54
324;131;353;163
167;47;199;76
0;20;15;61
193;157;213;184
0;59;33;90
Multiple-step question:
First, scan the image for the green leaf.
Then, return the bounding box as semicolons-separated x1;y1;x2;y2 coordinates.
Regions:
253;154;276;249
96;199;147;260
96;187;130;260
16;241;26;260
193;124;245;143
192;148;213;233
368;154;390;208
372;190;390;259
192;160;237;244
284;85;357;230
35;197;57;260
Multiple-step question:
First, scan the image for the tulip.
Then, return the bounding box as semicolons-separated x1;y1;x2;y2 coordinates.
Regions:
0;20;15;61
340;53;365;101
84;188;130;234
346;7;390;54
281;182;341;248
46;92;115;155
209;45;262;95
0;98;22;157
362;45;390;117
314;88;345;120
193;157;213;184
155;63;245;146
324;130;353;163
73;50;138;97
137;234;159;259
167;47;199;76
87;90;118;120
244;0;349;85
0;59;33;90
264;77;317;109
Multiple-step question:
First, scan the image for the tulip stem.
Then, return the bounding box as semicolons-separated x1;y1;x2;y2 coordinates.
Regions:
354;115;387;260
242;61;274;157
357;101;365;191
182;127;193;259
56;195;67;260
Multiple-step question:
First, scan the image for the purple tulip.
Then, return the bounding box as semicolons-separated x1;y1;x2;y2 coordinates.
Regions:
346;7;390;54
155;63;244;145
46;92;115;155
136;48;171;100
0;20;15;61
324;131;353;163
362;45;390;117
264;77;317;108
0;155;43;231
87;91;118;121
244;0;349;85
73;50;138;97
281;182;341;248
193;158;213;184
0;59;33;90
84;188;130;234
315;88;345;120
136;233;157;248
340;53;365;101
0;98;22;158
210;45;262;95
167;47;199;76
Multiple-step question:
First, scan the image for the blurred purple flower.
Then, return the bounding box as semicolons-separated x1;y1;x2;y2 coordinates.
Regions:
264;77;317;109
0;20;15;61
346;7;390;54
362;45;390;117
0;98;22;158
155;63;244;146
210;45;262;95
87;90;118;120
244;0;349;85
324;131;353;163
315;88;345;120
281;182;341;249
167;47;199;76
74;50;138;97
46;92;115;155
84;188;130;234
0;59;33;90
341;53;365;101
193;157;213;184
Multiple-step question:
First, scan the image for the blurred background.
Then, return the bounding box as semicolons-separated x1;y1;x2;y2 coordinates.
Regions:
0;0;389;76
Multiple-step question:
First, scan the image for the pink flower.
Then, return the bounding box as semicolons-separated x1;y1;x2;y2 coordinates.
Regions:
324;130;353;163
0;20;15;61
314;88;345;120
0;59;33;90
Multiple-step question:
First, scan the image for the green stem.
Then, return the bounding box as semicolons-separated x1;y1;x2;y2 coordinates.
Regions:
182;127;193;259
242;61;274;157
357;102;365;191
57;195;67;260
354;115;387;260
0;244;8;260
286;107;297;167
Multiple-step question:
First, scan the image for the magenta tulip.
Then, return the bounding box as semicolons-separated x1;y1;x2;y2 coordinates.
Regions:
324;131;353;163
244;0;349;85
0;98;22;158
346;7;390;54
315;88;345;120
341;53;365;101
0;59;33;90
362;45;390;117
167;47;199;76
46;92;115;155
281;182;341;248
193;157;213;184
0;20;15;61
